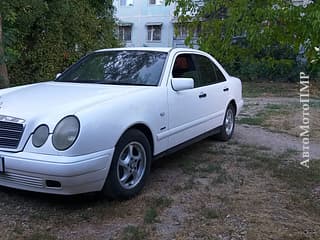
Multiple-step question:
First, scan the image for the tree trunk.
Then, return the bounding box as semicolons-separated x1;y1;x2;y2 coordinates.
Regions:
0;14;9;88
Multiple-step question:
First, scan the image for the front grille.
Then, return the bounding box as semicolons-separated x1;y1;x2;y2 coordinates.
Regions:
0;121;24;149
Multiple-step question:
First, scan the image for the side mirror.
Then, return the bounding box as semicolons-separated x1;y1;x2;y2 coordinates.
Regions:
171;78;194;91
55;73;62;79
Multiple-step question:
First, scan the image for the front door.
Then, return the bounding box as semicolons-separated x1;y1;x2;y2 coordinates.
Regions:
167;53;229;148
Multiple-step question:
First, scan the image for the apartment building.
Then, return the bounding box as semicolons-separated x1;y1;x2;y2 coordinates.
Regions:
113;0;196;48
113;0;175;47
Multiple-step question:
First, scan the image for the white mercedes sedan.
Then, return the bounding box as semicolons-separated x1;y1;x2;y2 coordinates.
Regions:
0;48;243;199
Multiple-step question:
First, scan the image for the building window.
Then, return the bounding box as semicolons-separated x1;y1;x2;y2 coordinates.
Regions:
149;0;163;5
174;23;201;40
147;25;162;41
120;0;133;7
119;25;132;42
174;24;188;40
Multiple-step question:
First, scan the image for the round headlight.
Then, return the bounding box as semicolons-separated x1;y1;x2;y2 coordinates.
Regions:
52;116;80;151
32;125;49;148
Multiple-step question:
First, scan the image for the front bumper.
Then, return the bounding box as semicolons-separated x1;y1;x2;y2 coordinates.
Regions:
0;148;114;195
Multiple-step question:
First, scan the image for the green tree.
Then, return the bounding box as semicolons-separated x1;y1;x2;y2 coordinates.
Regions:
0;14;9;88
0;0;119;87
166;0;320;80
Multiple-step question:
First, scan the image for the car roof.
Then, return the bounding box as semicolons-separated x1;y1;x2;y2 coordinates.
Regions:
95;47;171;53
94;47;203;54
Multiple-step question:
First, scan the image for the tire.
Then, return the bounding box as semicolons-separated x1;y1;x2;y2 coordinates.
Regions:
102;129;151;200
216;104;236;141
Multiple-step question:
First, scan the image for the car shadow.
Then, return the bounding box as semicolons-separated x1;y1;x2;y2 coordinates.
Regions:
151;137;220;170
0;185;111;209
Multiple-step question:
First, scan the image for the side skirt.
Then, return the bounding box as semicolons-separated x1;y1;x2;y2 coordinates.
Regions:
153;126;222;161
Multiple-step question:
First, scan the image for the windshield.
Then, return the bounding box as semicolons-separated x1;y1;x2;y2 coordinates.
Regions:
56;50;168;86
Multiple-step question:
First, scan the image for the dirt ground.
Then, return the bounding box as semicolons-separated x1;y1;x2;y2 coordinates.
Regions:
1;93;320;240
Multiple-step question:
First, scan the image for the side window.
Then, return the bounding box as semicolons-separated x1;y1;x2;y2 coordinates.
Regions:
192;54;226;86
213;63;227;82
172;54;200;85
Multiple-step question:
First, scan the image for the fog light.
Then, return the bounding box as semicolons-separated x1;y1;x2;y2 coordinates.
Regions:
46;180;61;188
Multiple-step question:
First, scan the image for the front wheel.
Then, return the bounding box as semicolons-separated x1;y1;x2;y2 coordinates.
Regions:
216;104;236;141
102;129;151;199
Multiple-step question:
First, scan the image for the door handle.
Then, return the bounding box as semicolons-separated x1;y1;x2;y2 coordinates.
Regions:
223;88;229;92
199;92;207;98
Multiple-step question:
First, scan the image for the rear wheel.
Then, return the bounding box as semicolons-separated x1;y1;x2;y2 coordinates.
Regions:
216;104;236;141
102;129;151;199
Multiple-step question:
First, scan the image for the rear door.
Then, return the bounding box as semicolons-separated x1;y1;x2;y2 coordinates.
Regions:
192;54;229;126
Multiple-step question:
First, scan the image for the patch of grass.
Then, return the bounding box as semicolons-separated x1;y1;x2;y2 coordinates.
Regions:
236;144;320;215
214;169;230;184
243;80;320;99
200;207;221;219
265;103;282;110
196;160;231;184
264;104;291;117
121;226;148;240
143;195;173;224
278;232;309;240
147;195;173;209
177;148;214;175
179;157;197;174
285;148;301;155
78;210;93;221
144;207;158;224
310;100;320;108
7;224;25;240
25;232;57;240
237;145;319;185
236;144;279;171
239;98;319;138
242;81;298;98
256;145;272;151
31;211;52;222
206;147;228;155
288;189;320;215
183;176;195;190
238;116;265;125
275;160;320;189
12;224;24;235
199;163;223;173
203;161;231;184
238;103;291;128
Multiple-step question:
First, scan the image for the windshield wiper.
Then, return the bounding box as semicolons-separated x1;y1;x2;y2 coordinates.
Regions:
100;81;152;86
56;79;99;84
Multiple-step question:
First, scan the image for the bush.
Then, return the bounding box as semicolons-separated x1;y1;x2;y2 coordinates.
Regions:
1;0;119;86
225;56;304;82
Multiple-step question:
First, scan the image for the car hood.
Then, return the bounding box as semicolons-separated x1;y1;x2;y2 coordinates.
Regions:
0;81;148;122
